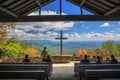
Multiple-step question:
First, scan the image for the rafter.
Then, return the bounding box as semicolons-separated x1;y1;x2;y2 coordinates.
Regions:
104;5;120;16
80;0;86;6
0;6;17;17
35;0;41;6
23;0;55;16
35;0;41;16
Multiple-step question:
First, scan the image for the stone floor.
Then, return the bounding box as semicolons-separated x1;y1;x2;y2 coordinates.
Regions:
51;61;75;80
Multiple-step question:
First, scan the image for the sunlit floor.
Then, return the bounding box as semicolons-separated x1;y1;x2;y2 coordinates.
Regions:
51;62;75;80
51;67;75;80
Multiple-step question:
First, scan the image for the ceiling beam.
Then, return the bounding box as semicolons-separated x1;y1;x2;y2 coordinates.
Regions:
0;6;18;17
0;15;120;22
80;0;86;6
104;5;120;16
35;0;41;6
22;0;55;16
67;0;101;15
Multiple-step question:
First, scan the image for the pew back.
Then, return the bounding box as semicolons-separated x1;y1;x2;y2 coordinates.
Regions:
74;63;120;80
0;62;52;80
85;69;120;80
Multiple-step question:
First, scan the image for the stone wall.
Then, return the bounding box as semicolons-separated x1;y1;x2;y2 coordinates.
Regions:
71;56;82;61
0;56;84;63
52;55;72;63
1;57;42;63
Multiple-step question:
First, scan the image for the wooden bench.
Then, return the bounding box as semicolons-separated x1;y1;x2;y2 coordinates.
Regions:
74;64;120;80
74;62;95;76
0;64;52;80
85;69;120;80
0;70;46;80
0;62;53;72
74;63;79;76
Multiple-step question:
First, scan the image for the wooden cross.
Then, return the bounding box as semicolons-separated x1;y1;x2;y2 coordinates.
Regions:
55;31;68;55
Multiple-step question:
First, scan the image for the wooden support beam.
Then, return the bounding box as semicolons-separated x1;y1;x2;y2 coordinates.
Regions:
80;0;86;6
104;5;120;16
0;15;120;22
35;0;41;6
0;6;18;17
35;0;41;16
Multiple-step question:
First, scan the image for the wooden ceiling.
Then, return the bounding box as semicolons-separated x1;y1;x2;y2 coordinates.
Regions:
0;0;54;17
0;0;120;22
67;0;120;16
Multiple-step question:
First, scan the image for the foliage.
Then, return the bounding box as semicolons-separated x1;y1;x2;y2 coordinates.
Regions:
101;40;120;59
24;47;38;57
76;49;86;56
87;46;96;57
1;38;120;60
0;37;23;57
0;22;16;41
95;48;102;56
0;37;39;57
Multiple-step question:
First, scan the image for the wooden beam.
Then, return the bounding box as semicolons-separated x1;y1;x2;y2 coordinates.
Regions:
80;0;86;6
104;5;120;16
67;0;101;15
35;0;41;6
0;15;120;22
35;0;41;15
22;0;55;16
0;6;18;17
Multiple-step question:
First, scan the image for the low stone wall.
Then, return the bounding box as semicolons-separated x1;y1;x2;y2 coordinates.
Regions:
1;56;83;63
1;57;42;63
71;56;82;61
52;55;72;63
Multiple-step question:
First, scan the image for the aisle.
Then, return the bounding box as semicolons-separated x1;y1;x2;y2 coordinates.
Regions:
51;62;76;80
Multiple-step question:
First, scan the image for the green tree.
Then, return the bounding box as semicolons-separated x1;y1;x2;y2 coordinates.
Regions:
1;37;23;57
95;48;102;56
101;40;119;58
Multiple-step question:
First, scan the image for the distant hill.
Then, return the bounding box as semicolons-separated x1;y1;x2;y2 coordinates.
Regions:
22;40;105;55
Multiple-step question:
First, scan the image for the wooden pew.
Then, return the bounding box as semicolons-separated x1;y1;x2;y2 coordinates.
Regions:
74;62;95;76
74;63;120;80
0;70;46;80
74;63;79;76
0;62;53;72
0;63;52;80
85;69;120;80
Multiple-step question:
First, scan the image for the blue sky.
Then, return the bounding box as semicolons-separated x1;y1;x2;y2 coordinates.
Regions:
6;0;120;41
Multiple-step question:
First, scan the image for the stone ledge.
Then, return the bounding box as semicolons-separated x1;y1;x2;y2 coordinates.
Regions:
52;55;72;63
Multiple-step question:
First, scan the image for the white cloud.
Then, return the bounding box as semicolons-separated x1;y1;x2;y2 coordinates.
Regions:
28;10;66;16
100;22;110;27
7;10;74;40
17;10;74;32
62;32;120;41
7;24;120;40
